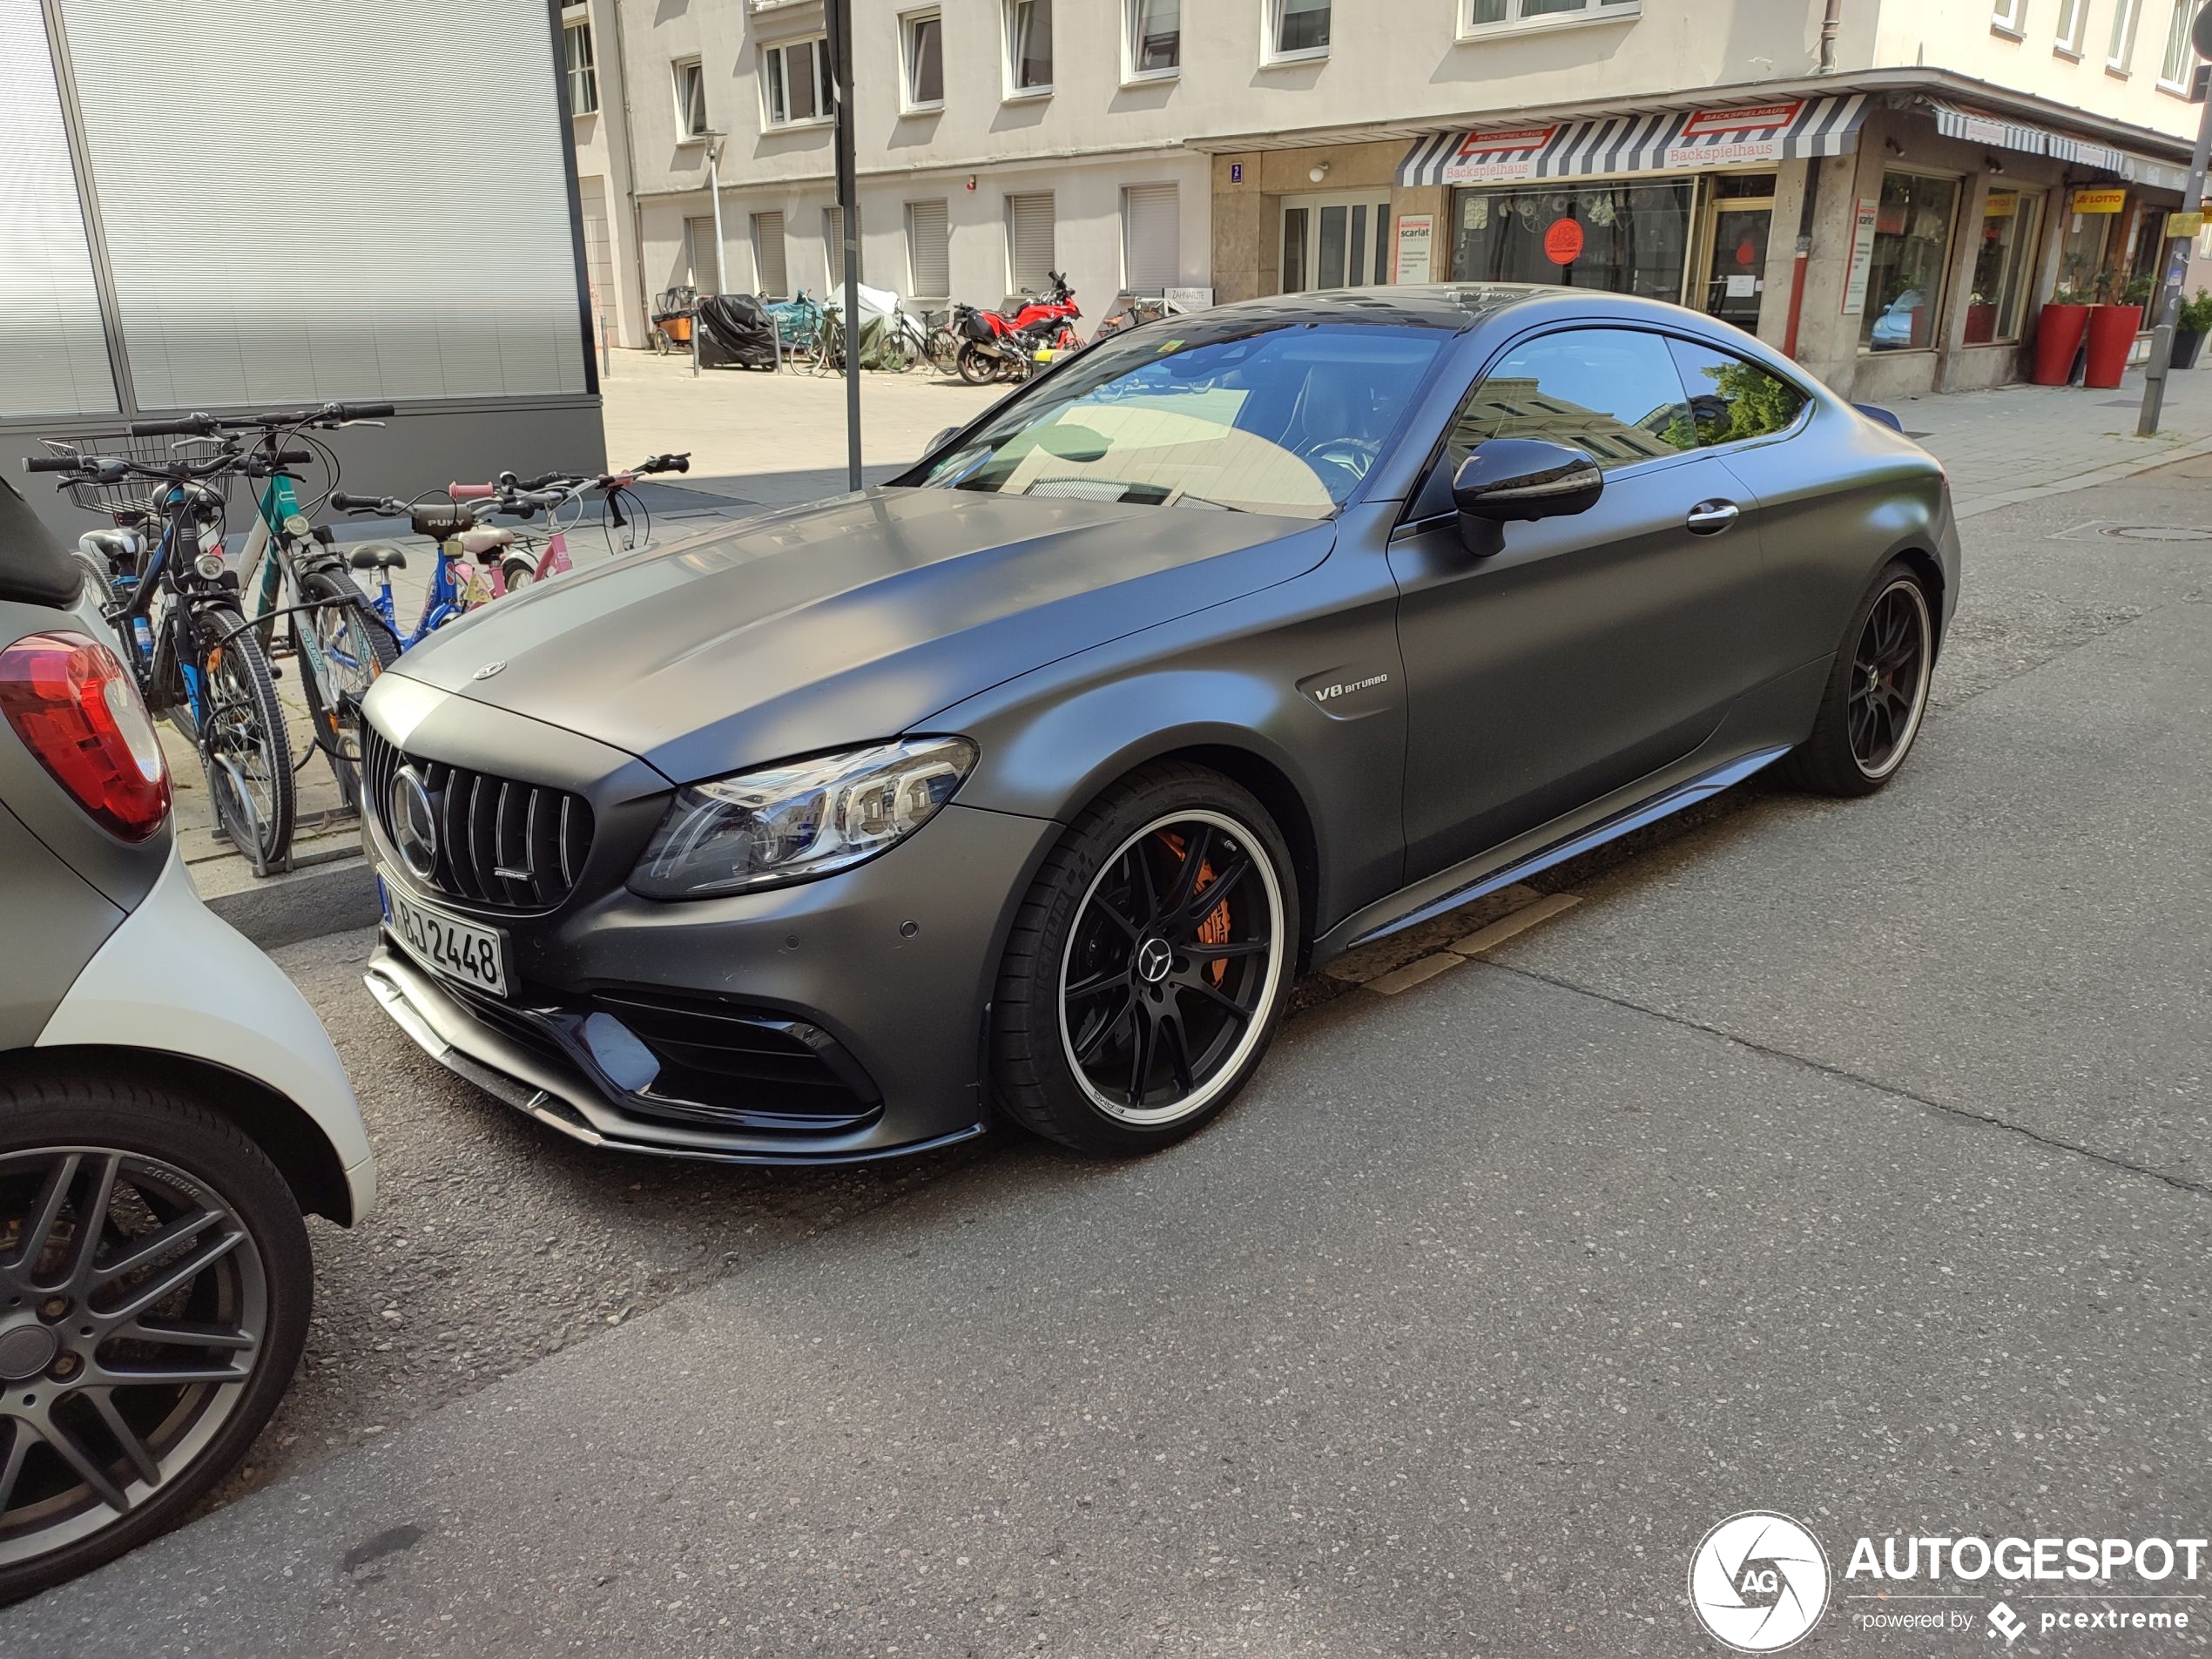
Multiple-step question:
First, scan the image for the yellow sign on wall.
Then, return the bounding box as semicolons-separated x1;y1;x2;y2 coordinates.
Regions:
2168;212;2207;238
2072;187;2128;215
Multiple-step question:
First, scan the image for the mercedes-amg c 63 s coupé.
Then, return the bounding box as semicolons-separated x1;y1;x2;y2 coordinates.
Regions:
358;285;1959;1163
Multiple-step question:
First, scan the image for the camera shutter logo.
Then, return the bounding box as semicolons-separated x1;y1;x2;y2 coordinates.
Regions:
1688;1512;1831;1652
389;765;440;881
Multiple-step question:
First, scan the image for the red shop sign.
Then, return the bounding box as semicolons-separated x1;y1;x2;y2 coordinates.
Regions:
1544;218;1586;266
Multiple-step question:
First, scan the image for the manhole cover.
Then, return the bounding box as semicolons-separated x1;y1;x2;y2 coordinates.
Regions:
2100;525;2212;542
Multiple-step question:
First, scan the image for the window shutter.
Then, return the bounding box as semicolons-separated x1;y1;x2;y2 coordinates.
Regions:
823;206;846;287
1008;192;1055;294
0;0;116;417
752;212;788;298
907;200;950;299
686;216;719;291
55;0;583;406
1123;185;1179;292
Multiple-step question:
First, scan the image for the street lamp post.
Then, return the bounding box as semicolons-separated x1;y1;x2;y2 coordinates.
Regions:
2136;3;2212;435
826;0;861;490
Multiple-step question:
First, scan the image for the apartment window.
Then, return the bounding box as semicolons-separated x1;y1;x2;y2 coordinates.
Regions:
1123;184;1180;290
2159;0;2197;84
1965;187;2047;344
1990;0;2028;34
763;37;834;127
2108;0;2142;69
1467;0;1639;30
1007;192;1055;293
563;19;599;115
1269;0;1331;57
2055;0;2087;53
1127;0;1180;77
903;11;944;109
1006;0;1053;94
752;212;789;299
1861;171;1960;353
673;57;708;139
907;199;951;299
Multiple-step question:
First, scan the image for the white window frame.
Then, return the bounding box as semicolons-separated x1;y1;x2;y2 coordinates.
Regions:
1460;0;1638;40
2107;0;2143;71
1123;0;1180;83
760;37;834;130
1990;0;2028;37
2158;0;2197;87
1003;0;1054;99
2054;0;2087;56
1263;0;1331;64
672;57;708;142
900;10;944;111
563;14;599;115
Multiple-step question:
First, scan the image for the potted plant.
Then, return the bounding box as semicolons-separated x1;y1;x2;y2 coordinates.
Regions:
2083;266;2140;389
2175;288;2212;370
2033;273;2093;386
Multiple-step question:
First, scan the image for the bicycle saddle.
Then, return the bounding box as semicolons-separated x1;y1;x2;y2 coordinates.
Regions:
78;529;138;567
347;542;409;571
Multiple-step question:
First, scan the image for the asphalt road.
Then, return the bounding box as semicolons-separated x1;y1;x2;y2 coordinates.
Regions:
8;463;2209;1654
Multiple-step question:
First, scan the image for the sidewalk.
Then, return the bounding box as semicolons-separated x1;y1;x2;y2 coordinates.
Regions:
1879;360;2212;517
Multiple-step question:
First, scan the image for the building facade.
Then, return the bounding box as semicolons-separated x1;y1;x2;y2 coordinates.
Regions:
596;0;2204;398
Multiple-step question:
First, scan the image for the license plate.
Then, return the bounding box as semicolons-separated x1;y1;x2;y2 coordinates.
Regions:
380;875;509;996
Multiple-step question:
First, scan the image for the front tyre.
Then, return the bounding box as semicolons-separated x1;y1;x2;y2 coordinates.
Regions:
992;764;1298;1157
1781;559;1937;797
956;343;1000;386
0;1075;312;1604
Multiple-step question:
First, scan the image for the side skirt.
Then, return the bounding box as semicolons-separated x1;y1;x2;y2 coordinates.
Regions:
1317;744;1792;960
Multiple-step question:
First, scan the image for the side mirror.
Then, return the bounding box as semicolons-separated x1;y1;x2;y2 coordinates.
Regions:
922;425;961;459
1452;439;1604;526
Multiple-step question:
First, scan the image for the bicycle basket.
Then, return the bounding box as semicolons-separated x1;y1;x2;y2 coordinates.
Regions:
37;431;237;521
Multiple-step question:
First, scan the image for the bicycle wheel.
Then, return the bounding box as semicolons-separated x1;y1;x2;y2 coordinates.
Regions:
295;568;398;792
926;328;961;374
179;605;295;872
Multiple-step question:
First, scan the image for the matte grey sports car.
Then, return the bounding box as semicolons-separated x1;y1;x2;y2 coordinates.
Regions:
359;285;1958;1163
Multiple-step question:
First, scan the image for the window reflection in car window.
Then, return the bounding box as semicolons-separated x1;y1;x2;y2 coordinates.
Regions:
1662;337;1810;448
919;322;1444;518
1447;328;1696;474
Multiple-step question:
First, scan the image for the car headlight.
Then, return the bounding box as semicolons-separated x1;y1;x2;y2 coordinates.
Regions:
629;736;977;899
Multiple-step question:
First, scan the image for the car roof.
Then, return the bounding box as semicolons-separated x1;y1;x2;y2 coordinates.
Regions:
1207;283;1721;336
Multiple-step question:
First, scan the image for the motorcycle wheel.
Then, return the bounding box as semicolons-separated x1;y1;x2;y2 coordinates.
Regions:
957;343;1001;386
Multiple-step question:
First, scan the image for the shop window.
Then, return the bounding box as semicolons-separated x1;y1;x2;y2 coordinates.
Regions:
903;11;944;111
1965;187;2046;344
1448;180;1693;303
1662;338;1808;447
1445;328;1695;474
1860;172;1959;353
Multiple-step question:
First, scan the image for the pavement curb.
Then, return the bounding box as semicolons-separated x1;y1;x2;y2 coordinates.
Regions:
199;853;379;949
1952;429;2212;518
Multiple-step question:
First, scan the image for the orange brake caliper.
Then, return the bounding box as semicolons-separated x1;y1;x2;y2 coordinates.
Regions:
1156;833;1232;986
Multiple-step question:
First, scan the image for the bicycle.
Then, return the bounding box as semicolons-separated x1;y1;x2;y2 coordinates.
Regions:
766;292;826;367
450;452;691;594
915;307;962;374
129;403;400;807
25;440;299;873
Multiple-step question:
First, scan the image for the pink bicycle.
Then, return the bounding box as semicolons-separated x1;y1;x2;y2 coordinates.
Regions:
446;451;691;597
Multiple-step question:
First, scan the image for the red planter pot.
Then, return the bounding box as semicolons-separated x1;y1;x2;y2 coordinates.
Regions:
2032;302;2090;385
2082;304;2144;390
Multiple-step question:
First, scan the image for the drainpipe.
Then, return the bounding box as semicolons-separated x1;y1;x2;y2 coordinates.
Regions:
1818;0;1843;74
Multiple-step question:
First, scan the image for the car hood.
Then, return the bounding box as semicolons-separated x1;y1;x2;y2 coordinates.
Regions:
386;487;1331;783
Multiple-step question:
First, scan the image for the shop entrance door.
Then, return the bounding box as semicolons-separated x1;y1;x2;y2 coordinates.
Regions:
1698;189;1773;333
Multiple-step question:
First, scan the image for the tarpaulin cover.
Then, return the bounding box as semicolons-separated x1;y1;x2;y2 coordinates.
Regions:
695;293;779;369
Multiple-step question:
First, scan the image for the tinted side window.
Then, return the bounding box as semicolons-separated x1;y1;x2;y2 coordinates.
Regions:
1664;338;1809;448
1444;328;1696;475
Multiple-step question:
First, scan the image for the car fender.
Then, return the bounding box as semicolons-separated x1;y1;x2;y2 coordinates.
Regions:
34;848;375;1220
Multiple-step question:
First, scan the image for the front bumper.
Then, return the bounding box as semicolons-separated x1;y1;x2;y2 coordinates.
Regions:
363;800;1060;1165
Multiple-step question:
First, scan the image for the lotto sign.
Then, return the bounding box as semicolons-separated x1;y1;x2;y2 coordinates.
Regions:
1439;127;1556;185
2073;187;2128;215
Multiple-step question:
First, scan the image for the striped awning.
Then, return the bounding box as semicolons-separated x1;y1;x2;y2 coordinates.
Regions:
1925;98;2053;157
1397;95;1869;188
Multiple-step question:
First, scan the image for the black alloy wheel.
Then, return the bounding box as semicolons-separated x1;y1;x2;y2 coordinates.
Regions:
0;1081;310;1603
1781;559;1937;798
994;765;1297;1156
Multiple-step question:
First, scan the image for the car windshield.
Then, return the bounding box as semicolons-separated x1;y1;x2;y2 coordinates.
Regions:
914;321;1446;519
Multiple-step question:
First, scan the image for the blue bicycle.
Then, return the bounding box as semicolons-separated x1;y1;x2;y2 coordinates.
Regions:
326;491;511;647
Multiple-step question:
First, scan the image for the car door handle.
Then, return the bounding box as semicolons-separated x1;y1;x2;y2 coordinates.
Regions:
1686;499;1741;536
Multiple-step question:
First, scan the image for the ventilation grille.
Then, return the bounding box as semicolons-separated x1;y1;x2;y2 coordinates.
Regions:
363;725;593;911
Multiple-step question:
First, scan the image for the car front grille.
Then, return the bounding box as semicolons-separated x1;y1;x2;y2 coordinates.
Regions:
362;725;594;911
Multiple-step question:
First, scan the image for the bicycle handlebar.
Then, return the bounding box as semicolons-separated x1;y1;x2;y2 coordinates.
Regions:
131;401;397;439
23;455;81;473
128;415;218;437
448;482;496;500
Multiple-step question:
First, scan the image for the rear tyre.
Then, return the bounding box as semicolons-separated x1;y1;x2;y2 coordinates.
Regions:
956;343;999;386
172;606;295;872
0;1075;312;1605
1780;559;1937;798
992;764;1299;1157
294;568;398;801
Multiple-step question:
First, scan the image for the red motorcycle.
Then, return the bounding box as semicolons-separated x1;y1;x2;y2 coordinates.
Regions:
954;273;1081;384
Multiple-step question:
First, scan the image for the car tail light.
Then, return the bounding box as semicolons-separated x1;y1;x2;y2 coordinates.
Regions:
0;631;171;841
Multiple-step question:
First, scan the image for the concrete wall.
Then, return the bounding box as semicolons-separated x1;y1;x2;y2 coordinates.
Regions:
565;1;646;348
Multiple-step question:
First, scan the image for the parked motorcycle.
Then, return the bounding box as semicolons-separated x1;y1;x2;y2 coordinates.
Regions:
954;274;1082;384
